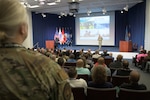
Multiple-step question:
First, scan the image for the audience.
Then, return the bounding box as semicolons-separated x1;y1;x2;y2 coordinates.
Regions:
120;70;147;90
67;68;87;94
88;65;113;88
76;59;91;75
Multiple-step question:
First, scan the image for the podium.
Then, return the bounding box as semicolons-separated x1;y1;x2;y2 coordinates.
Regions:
45;40;54;49
119;41;132;52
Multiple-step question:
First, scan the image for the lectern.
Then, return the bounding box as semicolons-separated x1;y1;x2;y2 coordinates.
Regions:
45;40;54;49
119;41;132;52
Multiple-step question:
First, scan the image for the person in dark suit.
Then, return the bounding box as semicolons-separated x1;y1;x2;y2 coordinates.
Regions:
101;50;109;57
120;70;147;90
54;37;59;50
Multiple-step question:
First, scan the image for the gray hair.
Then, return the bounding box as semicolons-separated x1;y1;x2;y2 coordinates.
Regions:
0;0;28;42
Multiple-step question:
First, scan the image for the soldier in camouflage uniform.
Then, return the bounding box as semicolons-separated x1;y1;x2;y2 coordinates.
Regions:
0;0;73;100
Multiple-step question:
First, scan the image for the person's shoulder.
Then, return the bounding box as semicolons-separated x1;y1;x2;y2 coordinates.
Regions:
105;82;113;87
139;84;147;90
78;78;87;84
120;83;130;88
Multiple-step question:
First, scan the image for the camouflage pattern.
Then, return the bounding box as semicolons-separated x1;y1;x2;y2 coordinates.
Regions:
0;44;73;100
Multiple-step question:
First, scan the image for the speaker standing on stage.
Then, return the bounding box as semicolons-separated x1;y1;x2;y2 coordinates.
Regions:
98;34;103;50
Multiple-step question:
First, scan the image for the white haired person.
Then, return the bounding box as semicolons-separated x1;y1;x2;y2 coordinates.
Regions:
0;0;73;100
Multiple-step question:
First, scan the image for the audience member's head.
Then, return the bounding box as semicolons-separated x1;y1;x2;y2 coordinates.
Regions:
103;50;108;54
67;68;77;79
129;70;140;83
95;50;99;54
0;0;28;43
92;65;107;84
116;54;123;61
51;54;56;61
69;53;75;59
97;57;105;65
76;59;84;68
57;57;65;67
109;52;113;57
122;60;129;69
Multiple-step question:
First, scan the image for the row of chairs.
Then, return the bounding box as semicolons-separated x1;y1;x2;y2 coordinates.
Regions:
76;74;130;87
72;87;150;100
64;57;114;67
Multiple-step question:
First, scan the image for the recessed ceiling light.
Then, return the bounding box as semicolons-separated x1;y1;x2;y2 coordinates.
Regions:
29;5;40;8
47;2;57;5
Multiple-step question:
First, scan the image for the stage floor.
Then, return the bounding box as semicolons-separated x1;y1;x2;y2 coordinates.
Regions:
59;45;138;59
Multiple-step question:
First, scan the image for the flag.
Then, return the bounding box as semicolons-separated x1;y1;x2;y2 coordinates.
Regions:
58;27;62;44
61;27;66;44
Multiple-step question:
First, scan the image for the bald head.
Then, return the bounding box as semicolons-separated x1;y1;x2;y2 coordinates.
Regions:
129;70;140;83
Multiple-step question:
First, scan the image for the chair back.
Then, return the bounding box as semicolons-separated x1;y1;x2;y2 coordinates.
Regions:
107;76;112;82
77;74;89;82
87;87;116;100
118;88;150;100
72;87;86;100
112;75;130;87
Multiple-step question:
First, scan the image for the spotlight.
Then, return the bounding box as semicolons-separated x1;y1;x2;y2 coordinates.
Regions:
102;8;107;15
41;13;46;17
121;10;124;13
123;5;129;11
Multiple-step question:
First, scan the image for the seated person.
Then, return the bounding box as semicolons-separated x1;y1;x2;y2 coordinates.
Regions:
101;50;109;57
136;50;147;63
143;51;150;71
76;59;91;75
88;65;113;88
92;57;111;76
66;53;76;63
92;50;101;59
113;60;132;76
67;68;87;94
120;70;147;90
109;54;123;69
104;52;114;61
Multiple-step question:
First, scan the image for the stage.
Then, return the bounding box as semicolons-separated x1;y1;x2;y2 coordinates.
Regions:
58;45;138;59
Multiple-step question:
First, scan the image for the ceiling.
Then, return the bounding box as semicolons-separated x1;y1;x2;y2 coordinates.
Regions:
20;0;143;15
